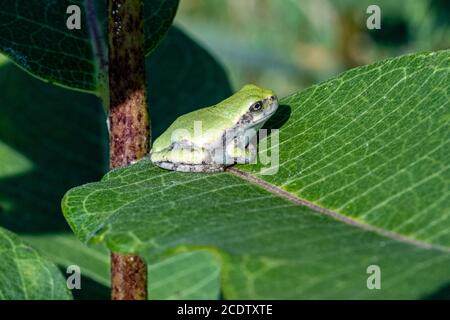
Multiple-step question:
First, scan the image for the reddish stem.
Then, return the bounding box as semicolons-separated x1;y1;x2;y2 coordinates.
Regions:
108;0;149;300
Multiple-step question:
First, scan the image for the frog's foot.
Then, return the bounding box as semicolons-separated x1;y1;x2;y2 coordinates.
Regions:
155;161;226;173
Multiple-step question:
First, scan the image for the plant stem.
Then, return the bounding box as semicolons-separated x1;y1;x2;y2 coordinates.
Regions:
108;0;149;300
111;253;147;300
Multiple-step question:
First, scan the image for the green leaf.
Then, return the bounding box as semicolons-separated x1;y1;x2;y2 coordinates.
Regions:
0;53;108;298
22;234;111;287
0;25;230;299
24;234;221;300
148;250;220;300
0;58;107;234
0;227;71;300
63;50;450;299
144;0;180;55
242;50;450;248
0;0;179;93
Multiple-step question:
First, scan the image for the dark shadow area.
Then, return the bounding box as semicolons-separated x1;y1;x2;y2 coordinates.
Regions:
423;281;450;300
71;278;110;300
260;104;292;141
57;266;110;300
430;0;450;28
367;15;410;47
238;104;291;153
0;63;108;233
263;104;292;131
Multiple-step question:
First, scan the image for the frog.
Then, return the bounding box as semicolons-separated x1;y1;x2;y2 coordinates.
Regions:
149;84;278;172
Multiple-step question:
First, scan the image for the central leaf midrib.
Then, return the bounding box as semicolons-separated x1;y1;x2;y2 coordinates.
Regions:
226;167;450;254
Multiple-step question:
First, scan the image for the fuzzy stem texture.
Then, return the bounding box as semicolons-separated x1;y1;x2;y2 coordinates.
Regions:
108;0;149;300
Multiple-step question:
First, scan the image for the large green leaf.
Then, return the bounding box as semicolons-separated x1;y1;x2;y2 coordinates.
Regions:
0;26;230;299
63;50;450;299
0;227;71;299
242;51;450;248
148;250;220;299
0;0;179;93
24;234;220;299
144;0;180;55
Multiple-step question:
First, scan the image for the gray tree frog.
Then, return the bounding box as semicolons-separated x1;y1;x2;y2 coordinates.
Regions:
150;84;278;172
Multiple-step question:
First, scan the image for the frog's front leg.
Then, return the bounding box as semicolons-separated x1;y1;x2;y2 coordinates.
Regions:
225;140;257;164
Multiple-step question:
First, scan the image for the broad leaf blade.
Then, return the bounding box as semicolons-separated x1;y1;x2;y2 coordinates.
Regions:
63;161;450;299
242;50;450;248
62;51;450;299
0;227;71;300
24;234;221;299
0;0;99;92
0;0;179;92
144;0;179;55
148;250;220;300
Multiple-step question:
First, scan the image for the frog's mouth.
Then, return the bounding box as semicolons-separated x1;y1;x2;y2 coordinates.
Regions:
265;96;279;117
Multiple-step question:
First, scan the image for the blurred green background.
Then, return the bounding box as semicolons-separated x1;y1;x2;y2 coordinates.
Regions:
174;0;450;97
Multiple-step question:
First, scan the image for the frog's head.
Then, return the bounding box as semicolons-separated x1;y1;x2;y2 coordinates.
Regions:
225;84;279;129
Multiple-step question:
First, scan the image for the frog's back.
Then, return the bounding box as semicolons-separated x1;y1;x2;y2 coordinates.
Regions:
152;84;274;153
152;104;238;152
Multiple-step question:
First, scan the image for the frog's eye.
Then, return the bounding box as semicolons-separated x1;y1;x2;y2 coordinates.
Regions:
249;101;263;112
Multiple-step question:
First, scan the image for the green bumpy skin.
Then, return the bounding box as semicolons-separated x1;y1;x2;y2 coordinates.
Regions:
150;84;278;172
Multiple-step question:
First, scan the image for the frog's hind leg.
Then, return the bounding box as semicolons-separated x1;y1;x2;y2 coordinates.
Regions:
156;161;225;173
